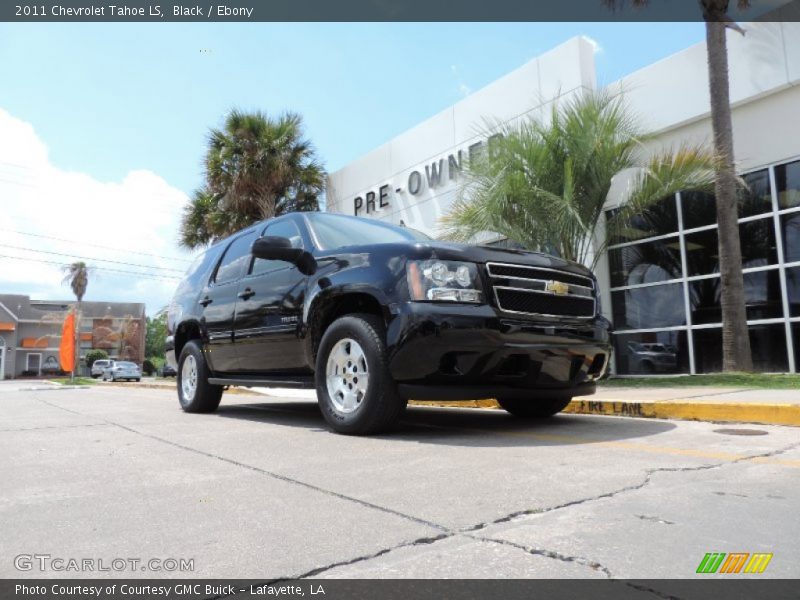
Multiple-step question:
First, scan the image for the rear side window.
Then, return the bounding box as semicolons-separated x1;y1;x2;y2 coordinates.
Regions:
251;220;304;277
214;231;257;285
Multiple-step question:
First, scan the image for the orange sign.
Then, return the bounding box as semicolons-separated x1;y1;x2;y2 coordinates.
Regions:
59;312;75;373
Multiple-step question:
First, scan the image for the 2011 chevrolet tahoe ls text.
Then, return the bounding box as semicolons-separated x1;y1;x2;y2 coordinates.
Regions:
166;212;611;435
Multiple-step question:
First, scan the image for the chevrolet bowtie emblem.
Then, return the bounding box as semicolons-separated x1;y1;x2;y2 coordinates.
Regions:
545;280;570;295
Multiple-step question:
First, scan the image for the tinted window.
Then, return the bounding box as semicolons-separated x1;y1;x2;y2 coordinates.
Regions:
684;218;777;276
215;231;257;285
611;283;686;330
781;212;800;263
606;196;678;245
251;219;304;277
608;238;682;287
116;362;137;368
775;159;800;209
690;270;783;324
612;330;688;375
740;169;772;218
307;213;430;250
693;325;787;373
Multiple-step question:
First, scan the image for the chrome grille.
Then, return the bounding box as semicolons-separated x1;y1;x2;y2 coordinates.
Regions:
486;262;596;318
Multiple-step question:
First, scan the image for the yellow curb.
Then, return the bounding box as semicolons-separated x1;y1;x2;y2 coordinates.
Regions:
409;398;800;427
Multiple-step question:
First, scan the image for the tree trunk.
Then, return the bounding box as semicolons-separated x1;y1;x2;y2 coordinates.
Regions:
704;20;753;372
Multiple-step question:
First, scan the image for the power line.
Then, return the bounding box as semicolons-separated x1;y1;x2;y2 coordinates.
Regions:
0;228;193;264
0;253;180;281
0;242;185;273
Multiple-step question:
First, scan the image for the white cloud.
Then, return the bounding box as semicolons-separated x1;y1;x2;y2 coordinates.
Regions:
583;35;603;55
0;107;194;315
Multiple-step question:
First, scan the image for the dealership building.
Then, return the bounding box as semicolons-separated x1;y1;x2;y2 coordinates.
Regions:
0;294;145;379
326;24;800;375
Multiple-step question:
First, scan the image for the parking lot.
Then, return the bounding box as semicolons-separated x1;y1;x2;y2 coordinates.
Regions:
2;382;799;579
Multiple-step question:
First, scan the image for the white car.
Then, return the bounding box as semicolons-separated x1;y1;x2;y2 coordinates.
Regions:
102;361;142;382
90;359;113;378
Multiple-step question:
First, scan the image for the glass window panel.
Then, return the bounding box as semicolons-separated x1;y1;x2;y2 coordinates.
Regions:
684;228;719;276
775;159;800;209
606;197;678;245
251;220;304;277
215;231;257;285
781;212;800;263
787;267;800;317
739;169;773;218
608;238;682;287
740;218;778;268
612;283;686;330
793;324;800;365
681;191;717;230
690;270;784;324
749;324;789;372
613;330;689;375
684;218;777;276
694;325;788;373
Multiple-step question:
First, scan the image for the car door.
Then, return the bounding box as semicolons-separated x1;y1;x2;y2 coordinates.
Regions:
233;219;309;374
200;230;258;373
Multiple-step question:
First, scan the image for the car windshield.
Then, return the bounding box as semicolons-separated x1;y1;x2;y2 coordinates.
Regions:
306;213;430;251
116;362;137;368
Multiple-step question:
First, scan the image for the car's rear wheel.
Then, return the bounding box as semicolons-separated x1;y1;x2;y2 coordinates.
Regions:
315;314;406;435
177;340;222;413
497;396;573;418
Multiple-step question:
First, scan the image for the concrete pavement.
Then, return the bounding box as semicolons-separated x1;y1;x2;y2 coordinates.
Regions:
1;384;798;579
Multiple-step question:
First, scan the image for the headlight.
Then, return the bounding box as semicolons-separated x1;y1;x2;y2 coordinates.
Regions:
407;260;483;303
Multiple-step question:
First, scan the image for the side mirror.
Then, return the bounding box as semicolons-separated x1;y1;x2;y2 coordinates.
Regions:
251;236;317;275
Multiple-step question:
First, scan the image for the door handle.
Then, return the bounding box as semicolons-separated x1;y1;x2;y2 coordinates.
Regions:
238;288;255;300
199;296;213;307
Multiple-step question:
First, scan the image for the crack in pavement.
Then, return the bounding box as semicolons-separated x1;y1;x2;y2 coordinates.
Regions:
467;534;615;578
458;439;800;534
0;422;110;433
33;395;446;534
31;393;800;584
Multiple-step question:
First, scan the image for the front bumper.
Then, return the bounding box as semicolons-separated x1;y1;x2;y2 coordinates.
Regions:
386;303;611;401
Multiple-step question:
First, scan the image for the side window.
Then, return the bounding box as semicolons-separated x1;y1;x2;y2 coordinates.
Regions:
214;231;257;285
251;220;304;277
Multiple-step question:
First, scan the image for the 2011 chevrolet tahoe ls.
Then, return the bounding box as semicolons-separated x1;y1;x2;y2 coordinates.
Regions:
166;212;611;435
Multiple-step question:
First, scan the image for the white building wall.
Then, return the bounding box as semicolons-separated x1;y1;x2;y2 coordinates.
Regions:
326;37;597;236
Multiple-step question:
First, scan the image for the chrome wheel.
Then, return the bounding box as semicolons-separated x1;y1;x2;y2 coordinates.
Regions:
325;338;369;414
181;355;198;402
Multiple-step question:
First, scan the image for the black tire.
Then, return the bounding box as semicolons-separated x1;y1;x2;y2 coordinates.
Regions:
315;313;407;435
497;396;573;419
640;361;655;374
177;340;223;413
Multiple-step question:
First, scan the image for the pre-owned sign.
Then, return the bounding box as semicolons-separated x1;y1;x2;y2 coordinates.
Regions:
352;133;503;216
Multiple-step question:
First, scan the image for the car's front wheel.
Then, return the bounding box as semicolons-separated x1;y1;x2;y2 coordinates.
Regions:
497;396;573;418
177;340;222;413
315;314;407;435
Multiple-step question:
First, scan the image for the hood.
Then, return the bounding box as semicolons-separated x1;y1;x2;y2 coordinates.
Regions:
413;241;595;278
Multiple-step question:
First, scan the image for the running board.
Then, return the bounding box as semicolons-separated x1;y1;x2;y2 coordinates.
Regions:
208;377;315;389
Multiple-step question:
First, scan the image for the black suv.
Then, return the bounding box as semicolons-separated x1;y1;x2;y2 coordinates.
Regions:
166;212;611;434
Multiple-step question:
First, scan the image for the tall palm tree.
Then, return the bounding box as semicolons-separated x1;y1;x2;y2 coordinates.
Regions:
442;90;718;269
602;2;753;371
180;110;325;248
62;261;89;380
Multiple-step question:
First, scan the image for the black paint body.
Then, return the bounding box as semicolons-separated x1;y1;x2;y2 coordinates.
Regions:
166;213;612;400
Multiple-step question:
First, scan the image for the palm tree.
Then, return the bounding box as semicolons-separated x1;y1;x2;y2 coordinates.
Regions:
442;90;718;269
602;2;753;371
180;110;325;248
62;261;89;380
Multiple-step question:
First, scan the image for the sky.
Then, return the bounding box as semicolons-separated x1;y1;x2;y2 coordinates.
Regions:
0;22;707;315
